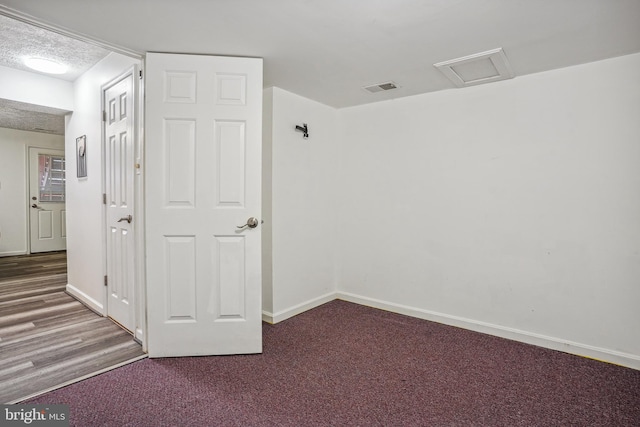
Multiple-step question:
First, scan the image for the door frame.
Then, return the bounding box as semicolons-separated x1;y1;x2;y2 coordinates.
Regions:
101;65;147;349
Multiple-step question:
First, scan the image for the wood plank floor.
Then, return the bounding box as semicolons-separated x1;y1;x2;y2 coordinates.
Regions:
0;252;146;403
0;251;68;281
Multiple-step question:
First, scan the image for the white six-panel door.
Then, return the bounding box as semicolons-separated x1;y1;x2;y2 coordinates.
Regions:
145;53;263;357
104;70;136;332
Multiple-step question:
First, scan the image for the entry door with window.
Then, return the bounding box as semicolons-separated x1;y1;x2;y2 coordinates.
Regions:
145;53;263;357
29;148;66;253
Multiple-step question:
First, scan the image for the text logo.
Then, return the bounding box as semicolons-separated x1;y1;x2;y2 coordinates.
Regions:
1;405;69;426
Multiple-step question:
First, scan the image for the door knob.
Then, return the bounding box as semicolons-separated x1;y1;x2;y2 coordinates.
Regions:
117;215;132;224
31;204;43;210
237;217;259;229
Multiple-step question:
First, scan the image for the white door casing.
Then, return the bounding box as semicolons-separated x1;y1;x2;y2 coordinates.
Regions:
104;70;136;332
145;53;263;357
29;147;67;253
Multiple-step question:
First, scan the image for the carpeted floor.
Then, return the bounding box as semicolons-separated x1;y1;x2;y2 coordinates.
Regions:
25;300;640;426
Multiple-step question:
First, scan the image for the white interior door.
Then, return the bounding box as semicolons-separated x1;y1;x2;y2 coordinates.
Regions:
29;147;66;253
104;70;136;332
145;53;263;357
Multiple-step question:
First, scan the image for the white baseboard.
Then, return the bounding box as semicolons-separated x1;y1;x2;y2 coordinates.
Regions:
262;312;274;323
66;284;106;316
263;292;337;324
337;291;640;371
0;251;27;257
135;328;145;348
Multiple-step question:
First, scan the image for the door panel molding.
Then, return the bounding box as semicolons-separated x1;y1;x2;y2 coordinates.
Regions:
145;52;263;357
102;67;139;337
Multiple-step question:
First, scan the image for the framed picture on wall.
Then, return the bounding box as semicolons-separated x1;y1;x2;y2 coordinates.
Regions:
76;135;87;178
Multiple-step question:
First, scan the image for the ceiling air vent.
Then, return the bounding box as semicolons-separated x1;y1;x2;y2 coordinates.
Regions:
363;81;398;94
434;48;514;88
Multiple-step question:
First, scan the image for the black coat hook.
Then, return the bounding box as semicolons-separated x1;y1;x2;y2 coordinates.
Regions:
295;123;309;139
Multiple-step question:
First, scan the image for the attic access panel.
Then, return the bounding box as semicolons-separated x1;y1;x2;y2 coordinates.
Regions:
434;48;514;88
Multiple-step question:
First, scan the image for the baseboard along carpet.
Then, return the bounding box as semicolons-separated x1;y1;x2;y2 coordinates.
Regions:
24;300;640;426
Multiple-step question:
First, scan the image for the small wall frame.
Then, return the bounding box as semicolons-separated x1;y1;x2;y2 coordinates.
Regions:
76;135;87;177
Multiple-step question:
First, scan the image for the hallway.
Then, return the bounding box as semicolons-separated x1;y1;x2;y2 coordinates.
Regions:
0;252;146;403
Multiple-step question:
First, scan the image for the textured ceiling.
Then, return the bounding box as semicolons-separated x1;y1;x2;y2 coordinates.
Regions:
0;98;67;135
0;14;109;135
0;14;109;81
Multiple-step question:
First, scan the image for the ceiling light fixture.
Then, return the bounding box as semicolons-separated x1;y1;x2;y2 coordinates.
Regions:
24;57;68;75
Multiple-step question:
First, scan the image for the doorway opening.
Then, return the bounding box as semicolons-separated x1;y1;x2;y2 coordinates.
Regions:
0;10;147;401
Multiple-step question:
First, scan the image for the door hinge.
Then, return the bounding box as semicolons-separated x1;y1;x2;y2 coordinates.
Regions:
102;110;107;122
139;70;143;79
103;193;107;204
104;275;108;287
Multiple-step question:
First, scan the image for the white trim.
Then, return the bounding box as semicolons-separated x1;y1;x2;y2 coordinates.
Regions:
336;291;640;370
0;5;142;60
134;63;147;352
66;283;105;316
0;251;27;257
134;327;144;345
262;311;274;323
263;292;337;324
24;144;30;254
259;292;640;370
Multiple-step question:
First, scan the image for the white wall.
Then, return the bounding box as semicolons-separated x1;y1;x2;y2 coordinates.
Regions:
335;53;640;368
0;65;74;111
262;87;340;322
65;52;140;313
0;128;64;256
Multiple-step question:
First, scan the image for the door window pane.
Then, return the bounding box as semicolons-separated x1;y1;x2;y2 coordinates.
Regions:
39;154;66;202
